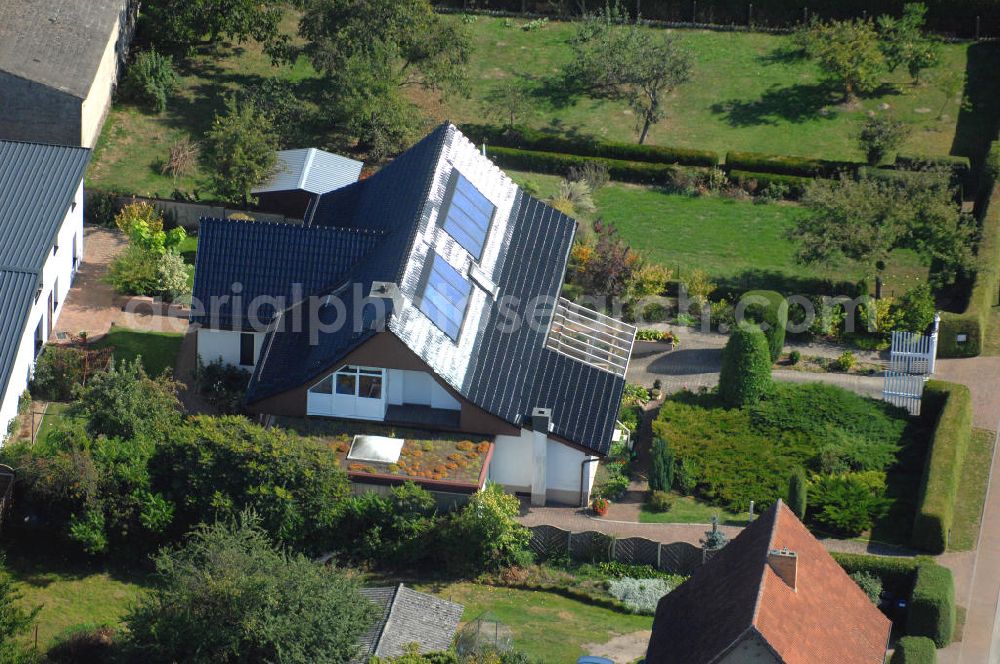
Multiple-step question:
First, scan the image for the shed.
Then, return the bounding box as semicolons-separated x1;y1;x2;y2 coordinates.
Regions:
252;148;363;219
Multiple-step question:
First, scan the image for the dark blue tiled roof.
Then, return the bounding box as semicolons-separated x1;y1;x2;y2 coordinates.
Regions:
238;124;625;456
191;218;382;329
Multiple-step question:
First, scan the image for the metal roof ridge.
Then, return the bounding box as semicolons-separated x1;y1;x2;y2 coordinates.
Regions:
299;148;317;191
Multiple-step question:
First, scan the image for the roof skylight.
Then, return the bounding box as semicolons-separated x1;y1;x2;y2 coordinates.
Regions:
348;435;404;464
419;253;472;340
442;172;494;259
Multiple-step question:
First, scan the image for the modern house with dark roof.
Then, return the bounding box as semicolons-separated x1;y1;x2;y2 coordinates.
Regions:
645;500;892;664
354;584;463;662
0;141;91;437
192;123;635;506
0;0;136;147
251;148;365;219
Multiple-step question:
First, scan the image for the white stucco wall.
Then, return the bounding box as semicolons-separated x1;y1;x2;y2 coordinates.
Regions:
196;328;264;369
1;184;84;438
490;427;599;506
80;2;129;148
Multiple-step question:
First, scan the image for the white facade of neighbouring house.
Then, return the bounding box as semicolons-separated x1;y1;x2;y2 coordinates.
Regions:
0;182;85;438
491;427;600;506
196;329;266;370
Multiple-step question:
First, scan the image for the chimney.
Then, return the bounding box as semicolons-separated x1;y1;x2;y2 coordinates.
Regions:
767;548;797;590
529;408;553;507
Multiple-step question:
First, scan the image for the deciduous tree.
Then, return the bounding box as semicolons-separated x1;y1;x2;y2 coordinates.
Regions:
206;97;279;206
878;3;941;83
802;18;886;101
140;0;288;57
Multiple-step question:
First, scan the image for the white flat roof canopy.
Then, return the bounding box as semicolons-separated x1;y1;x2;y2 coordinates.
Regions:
348;434;405;464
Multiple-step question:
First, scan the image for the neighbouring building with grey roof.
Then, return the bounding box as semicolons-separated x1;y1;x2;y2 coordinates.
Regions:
0;140;91;437
251;148;365;219
354;585;463;662
0;0;137;147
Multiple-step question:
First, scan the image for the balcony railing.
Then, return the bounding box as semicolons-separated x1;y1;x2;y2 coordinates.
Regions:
544;297;636;378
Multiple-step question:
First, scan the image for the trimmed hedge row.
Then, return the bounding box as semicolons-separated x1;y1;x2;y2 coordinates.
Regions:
830;551;919;597
729;170;810;198
486;146;687;185
726;151;862;178
911;381;973;554
463;124;720;167
890;637;938;664
939;144;1000;358
907;563;956;647
896;154;974;192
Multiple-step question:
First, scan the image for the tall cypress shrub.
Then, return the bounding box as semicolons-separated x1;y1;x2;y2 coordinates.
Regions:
742;290;788;362
649;437;674;492
787;468;807;519
719;325;773;408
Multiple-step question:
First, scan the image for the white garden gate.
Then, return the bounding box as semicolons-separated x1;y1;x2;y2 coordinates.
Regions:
882;314;941;416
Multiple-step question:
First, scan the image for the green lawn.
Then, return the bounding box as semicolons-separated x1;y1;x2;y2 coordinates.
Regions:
435;17;978;161
984;307;1000;356
596;186;929;295
639;492;748;526
92;327;184;377
3;540;148;648
86;12;996;201
949;428;997;551
31;403;74;445
419;582;651;663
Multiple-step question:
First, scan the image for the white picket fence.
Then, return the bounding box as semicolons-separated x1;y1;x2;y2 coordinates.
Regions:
883;314;940;415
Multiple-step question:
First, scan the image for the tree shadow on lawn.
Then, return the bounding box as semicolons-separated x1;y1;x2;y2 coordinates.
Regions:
710;81;844;127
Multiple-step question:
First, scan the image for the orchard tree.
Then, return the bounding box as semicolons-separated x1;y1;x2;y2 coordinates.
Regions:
566;15;692;143
791;171;975;297
858;114;911;165
803;18;886;101
207;97;279;206
482;78;535;129
297;0;470;157
878;3;941;83
140;0;288;56
122;514;377;664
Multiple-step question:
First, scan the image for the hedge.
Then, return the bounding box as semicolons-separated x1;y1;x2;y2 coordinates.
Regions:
725;151;862;178
939;147;1000;358
464;124;720;167
434;1;1000;38
729;170;810;199
740;290;788;362
907;563;956;647
830;551;919;597
890;637;938;664
486;146;685;185
911;381;973;553
895;153;974;193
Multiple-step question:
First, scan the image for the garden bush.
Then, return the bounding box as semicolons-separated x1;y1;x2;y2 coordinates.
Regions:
123;49;177;113
890;636;937;664
729;170;810;199
463;123;720;167
718;325;772;408
487;146;686;185
787;468;807;518
907;562;956;647
606;577;679;614
726;151;862;178
29;345;87;401
740;290;788;362
830;551;918;597
809;473;888;536
196;359;252;414
911;381;973;553
646;490;674;513
896;153;972;192
649;438;674;492
849;570;883;604
653;383;916;512
832;351;857;372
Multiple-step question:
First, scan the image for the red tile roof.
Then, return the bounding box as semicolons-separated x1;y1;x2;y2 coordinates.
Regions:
646;500;891;664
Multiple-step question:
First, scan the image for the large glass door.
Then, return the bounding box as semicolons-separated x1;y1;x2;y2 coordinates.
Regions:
307;366;386;420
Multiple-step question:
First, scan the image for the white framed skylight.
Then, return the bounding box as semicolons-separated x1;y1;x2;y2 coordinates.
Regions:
347;435;404;464
442;172;495;259
419;253;472;340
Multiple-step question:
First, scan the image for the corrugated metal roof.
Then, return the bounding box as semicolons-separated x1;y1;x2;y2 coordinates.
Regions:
0;269;38;408
251;148;363;195
0;0;128;98
0;141;90;272
354;585;463;662
190;218;383;330
239;124;626;456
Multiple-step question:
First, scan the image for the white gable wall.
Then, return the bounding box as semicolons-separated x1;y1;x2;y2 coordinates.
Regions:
196;328;265;369
80;0;131;148
491;428;599;506
1;183;84;439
